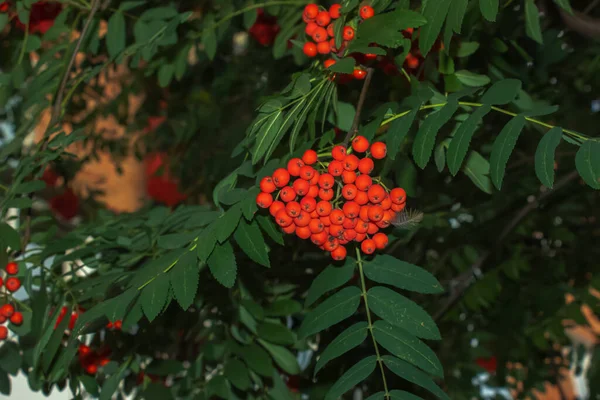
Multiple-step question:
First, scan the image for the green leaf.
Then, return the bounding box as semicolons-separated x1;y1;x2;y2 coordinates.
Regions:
0;342;21;374
99;363;129;400
448;0;468;33
363;255;444;294
481;79;522;105
207;240;237;288
0;223;20;252
258;339;300;375
367;286;440;340
13;180;46;194
333;16;345;49
554;0;573;14
158;63;174;88
434;142;446;172
225;358;251;391
202;14;217;60
257;215;284;245
366;393;386;400
390;391;423;400
205;375;230;399
489;115;526;190
298;286;362;339
525;0;543;44
356;10;427;48
419;0;451;56
140;275;170;322
106;12;126;58
157;232;197;250
387;109;417;161
0;14;8;32
455;70;490;87
383;356;450;400
373;321;443;377
238;344;274;377
324;356;377;400
328;57;356;74
314;322;369;376
305;260;355;307
575;140;600;189
463;151;493;194
234;220;270;267
196;225;217;263
170;251;200;310
257;322;296;345
252;111;283;164
534;127;562;188
265;298;302;316
216;206;242;243
447;104;492;175
479;0;498;21
412;101;458;169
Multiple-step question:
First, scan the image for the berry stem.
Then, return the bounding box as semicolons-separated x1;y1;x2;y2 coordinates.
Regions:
343;67;375;147
356;248;390;398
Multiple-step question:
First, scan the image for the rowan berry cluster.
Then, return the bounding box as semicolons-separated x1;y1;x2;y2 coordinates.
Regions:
0;262;23;340
301;3;374;80
78;344;112;375
257;136;406;260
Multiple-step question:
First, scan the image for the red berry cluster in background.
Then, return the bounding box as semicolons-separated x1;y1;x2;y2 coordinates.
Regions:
257;136;406;260
106;320;123;330
249;8;281;46
0;1;62;34
0;262;23;340
42;167;81;221
78;344;112;375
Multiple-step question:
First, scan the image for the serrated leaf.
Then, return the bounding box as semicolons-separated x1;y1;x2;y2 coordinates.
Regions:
419;0;451;56
387;109;417;161
257;215;284;245
368;286;440;340
170;251;200;310
314;322;369;376
258;340;300;375
356;10;427;49
455;70;490;87
208;240;237;288
490;115;526;190
479;0;498;21
216;205;242;243
252;111;283;164
363;255;444;294
298;286;361;339
383;356;449;400
257;322;296;345
463;151;493;194
324;356;377;400
373;321;443;377
140;276;170;322
328;57;355;74
525;0;543;44
305;260;355;307
575;140;600;189
234;220;270;267
447;104;492;175
534;127;562;188
412;101;458;169
481;79;522;105
196;225;217;263
106;13;126;58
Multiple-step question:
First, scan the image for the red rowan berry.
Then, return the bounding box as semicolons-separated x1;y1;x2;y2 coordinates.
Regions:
343;26;355;41
296;226;312;239
367;222;379;235
320;215;331;226
0;326;7;340
329;4;341;19
316;11;331;26
5;262;18;275
305;22;319;35
304;4;319;19
360;5;375;19
355;175;373;191
353;68;367;80
273;168;291;187
300;196;317;213
326;23;334;37
355;233;367;242
1;304;14;318
361;239;376;254
390;188;406;204
311;231;328;245
368;205;384;222
331;246;347;260
293;179;310;196
285;201;301;218
310;170;320;185
304;184;316;198
5;277;20;292
323;237;339;251
319;188;334;201
86;364;98;375
317;41;331;54
79;344;91;355
303;13;314;23
276;210;293;227
330;209;345;225
359;206;370;222
380;195;392;210
343;154;359;171
99;358;110;367
343;217;358;229
114;320;122;330
352;136;369;153
343;229;357;241
332;145;347;160
358;158;374;174
300;165;316;180
329;224;344;238
316;201;332;216
318;173;334;189
342;170;357;184
303;42;318;57
294;211;311;227
312;27;328;43
368;185;386;204
405;53;419;69
280;186;296;202
324;59;336;69
269;200;285;217
365;53;377;61
377;211;393;228
355;191;369;205
302;149;318;165
343;201;360;218
256;192;274;208
309;218;324;234
370;142;387;159
260;176;277;193
328;160;344;176
287;158;305;176
391;202;406;212
282;224;296;234
342;184;357;200
355;220;369;234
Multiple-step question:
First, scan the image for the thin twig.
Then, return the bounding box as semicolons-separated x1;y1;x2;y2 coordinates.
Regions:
434;170;580;321
342;67;375;147
584;0;600;15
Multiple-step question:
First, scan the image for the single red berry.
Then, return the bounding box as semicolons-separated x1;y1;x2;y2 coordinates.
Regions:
332;145;347;161
275;209;294;227
365;53;377;61
405;53;419;69
316;200;332;216
319;188;334;201
343;201;360;218
390;188;406;204
368;205;384;222
370;142;387;159
304;4;319;19
5;262;18;275
272;168;291;187
324;59;336;69
280;186;297;203
0;326;7;340
318;173;335;189
353;68;367;80
303;42;318;58
5;277;20;292
355;175;373;191
326;23;334;37
69;312;78;330
341;170;357;184
316;11;331;27
259;176;277;193
329;4;341;19
328;160;344;176
256;192;274;208
300;196;317;213
342;184;357;200
79;344;91;355
355;191;369;205
269;201;285;217
358;158;374;174
367;185;386;204
1;304;14;318
352;136;370;153
343;154;359;171
86;364;98;375
305;22;319;36
360;5;375;19
287;158;305;176
302;149;318;165
10;312;23;326
342;26;354;41
361;238;376;254
312;27;328;43
331;245;347;260
317;41;331;54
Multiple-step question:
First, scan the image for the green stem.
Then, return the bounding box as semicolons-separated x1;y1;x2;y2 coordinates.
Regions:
380;101;588;141
17;22;30;65
356;248;390;398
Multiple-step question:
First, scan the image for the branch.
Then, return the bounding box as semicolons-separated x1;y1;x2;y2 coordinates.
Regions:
342;67;374;147
434;170;580;321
